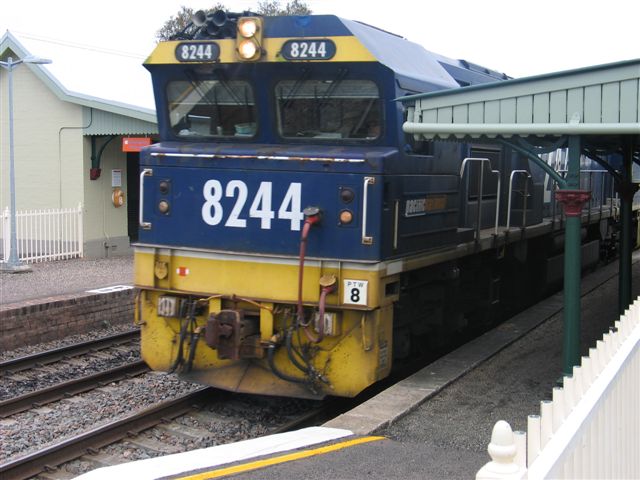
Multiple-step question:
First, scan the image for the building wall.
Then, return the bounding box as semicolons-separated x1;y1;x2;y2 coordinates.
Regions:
1;63;83;211
82;134;133;258
1;54;155;260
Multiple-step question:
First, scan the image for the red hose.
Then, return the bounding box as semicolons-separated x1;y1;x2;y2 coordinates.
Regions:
297;215;320;326
304;284;334;343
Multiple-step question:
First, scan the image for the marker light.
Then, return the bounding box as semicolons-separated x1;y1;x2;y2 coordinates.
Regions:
159;180;170;194
158;200;170;214
340;188;355;203
238;39;258;60
339;210;354;225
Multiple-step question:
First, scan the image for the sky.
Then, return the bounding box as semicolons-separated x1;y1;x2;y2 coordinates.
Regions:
2;0;639;110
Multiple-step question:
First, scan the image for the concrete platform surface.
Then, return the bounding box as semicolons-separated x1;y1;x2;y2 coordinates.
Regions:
0;255;133;305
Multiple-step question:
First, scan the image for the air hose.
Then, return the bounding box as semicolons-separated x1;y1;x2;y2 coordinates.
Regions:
169;300;198;373
267;344;308;384
296;207;322;326
286;328;311;374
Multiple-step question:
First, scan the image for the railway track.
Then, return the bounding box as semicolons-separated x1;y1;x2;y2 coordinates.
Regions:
0;330;140;375
0;387;333;480
0;388;213;480
0;329;346;479
1;327;332;479
0;360;149;418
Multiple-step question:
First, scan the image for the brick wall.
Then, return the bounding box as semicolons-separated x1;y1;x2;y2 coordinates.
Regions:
0;289;135;351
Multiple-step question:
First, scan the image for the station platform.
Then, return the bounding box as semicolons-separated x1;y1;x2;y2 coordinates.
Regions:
71;252;639;480
0;255;134;306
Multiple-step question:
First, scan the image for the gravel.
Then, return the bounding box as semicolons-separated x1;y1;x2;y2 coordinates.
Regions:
71;394;320;466
0;323;137;362
0;372;202;462
28;390;320;477
1;327;320;477
0;345;140;400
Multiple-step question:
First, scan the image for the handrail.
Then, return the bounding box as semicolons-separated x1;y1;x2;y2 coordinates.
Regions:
361;176;375;245
506;170;532;229
139;169;153;230
460;157;501;239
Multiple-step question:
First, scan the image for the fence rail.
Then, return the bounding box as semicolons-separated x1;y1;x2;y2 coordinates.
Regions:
1;203;83;263
477;297;640;479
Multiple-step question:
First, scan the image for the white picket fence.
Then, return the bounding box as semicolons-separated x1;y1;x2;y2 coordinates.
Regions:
477;297;640;479
1;203;83;263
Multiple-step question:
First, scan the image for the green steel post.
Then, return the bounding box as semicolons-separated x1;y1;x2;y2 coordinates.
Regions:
563;213;582;375
618;142;636;313
561;136;583;376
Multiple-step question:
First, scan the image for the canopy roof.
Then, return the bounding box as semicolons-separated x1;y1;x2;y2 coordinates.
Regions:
402;58;639;154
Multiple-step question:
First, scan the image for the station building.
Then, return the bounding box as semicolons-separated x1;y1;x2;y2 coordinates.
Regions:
0;31;157;259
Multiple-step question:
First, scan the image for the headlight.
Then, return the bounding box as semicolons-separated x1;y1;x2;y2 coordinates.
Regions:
238;19;258;37
238;39;258;59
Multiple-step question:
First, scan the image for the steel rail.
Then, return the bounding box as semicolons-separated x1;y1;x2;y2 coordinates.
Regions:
0;360;150;418
270;398;343;434
0;387;212;480
0;330;140;375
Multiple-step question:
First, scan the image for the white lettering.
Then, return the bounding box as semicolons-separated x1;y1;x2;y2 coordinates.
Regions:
201;180;303;231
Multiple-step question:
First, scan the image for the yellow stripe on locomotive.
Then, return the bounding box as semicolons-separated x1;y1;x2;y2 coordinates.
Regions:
145;35;376;65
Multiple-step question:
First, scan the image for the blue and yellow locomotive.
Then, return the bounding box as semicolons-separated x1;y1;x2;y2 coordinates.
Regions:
135;12;605;398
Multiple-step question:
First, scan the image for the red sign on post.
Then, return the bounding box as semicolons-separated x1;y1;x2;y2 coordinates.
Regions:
122;137;151;152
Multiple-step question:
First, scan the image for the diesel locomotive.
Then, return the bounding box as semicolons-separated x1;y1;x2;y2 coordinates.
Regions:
135;11;613;398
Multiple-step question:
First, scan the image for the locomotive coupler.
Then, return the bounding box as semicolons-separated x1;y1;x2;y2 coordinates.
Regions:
205;310;263;360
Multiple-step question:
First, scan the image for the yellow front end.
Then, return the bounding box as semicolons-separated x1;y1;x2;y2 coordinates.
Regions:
135;248;397;398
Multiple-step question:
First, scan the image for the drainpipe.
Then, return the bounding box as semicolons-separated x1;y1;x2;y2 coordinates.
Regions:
90;135;117;180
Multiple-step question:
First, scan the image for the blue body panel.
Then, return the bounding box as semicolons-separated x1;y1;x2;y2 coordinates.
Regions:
140;145;388;261
263;15;352;37
140;14;511;263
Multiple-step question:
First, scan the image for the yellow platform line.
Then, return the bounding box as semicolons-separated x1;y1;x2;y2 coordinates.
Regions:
177;435;386;479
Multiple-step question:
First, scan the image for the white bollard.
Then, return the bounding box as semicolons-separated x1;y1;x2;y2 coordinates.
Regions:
589;347;600;378
572;365;584;399
581;355;593;389
527;414;540;467
552;386;565;432
540;400;553;448
514;431;527;469
596;339;608;364
476;421;526;480
563;375;575;413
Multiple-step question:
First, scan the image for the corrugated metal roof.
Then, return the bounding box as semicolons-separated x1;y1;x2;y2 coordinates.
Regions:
402;59;640;140
83;108;157;136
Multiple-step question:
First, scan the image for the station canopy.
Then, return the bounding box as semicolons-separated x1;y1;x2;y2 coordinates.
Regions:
401;58;639;159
